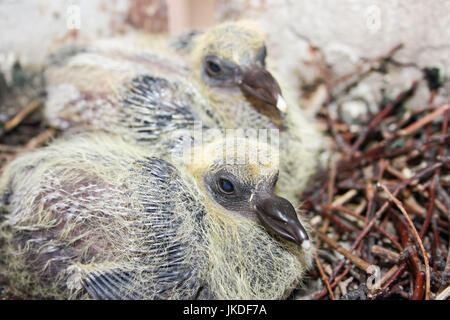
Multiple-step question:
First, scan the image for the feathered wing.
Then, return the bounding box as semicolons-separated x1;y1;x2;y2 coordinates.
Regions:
44;39;220;142
0;136;208;299
80;156;210;300
115;75;219;144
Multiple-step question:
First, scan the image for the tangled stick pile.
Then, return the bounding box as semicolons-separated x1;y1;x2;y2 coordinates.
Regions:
298;44;449;300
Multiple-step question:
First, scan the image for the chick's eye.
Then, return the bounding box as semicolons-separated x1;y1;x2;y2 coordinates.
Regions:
218;178;234;194
207;61;221;74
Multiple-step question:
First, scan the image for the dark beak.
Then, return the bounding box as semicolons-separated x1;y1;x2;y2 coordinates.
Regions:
253;191;310;249
238;65;287;114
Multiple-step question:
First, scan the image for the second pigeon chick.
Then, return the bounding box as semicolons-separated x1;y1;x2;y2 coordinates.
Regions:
0;133;313;299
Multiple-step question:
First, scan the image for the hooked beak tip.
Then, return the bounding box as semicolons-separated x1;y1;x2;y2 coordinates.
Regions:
253;192;310;249
276;95;287;113
238;65;286;116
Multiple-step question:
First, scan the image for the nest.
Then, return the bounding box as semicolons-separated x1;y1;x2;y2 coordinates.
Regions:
0;44;449;300
296;44;449;300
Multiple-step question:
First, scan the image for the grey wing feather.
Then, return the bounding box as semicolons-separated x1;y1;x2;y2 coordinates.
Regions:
81;157;208;300
118;75;202;142
81;270;143;300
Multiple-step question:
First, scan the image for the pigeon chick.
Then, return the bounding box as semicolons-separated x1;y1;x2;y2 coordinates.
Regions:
182;20;322;201
43;20;321;203
0;133;313;299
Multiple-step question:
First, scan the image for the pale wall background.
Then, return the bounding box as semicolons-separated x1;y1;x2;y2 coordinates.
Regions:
229;0;450;111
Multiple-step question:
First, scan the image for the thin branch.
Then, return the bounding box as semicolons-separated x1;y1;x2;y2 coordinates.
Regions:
3;99;41;132
379;184;431;300
314;251;335;300
314;229;372;272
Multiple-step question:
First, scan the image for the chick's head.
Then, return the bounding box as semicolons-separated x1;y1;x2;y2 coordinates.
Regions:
184;136;310;249
189;21;287;126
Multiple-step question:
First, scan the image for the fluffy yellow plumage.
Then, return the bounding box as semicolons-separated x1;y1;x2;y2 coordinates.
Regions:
0;133;313;299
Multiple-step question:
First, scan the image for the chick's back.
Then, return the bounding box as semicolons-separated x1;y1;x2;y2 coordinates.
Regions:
0;135;208;299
